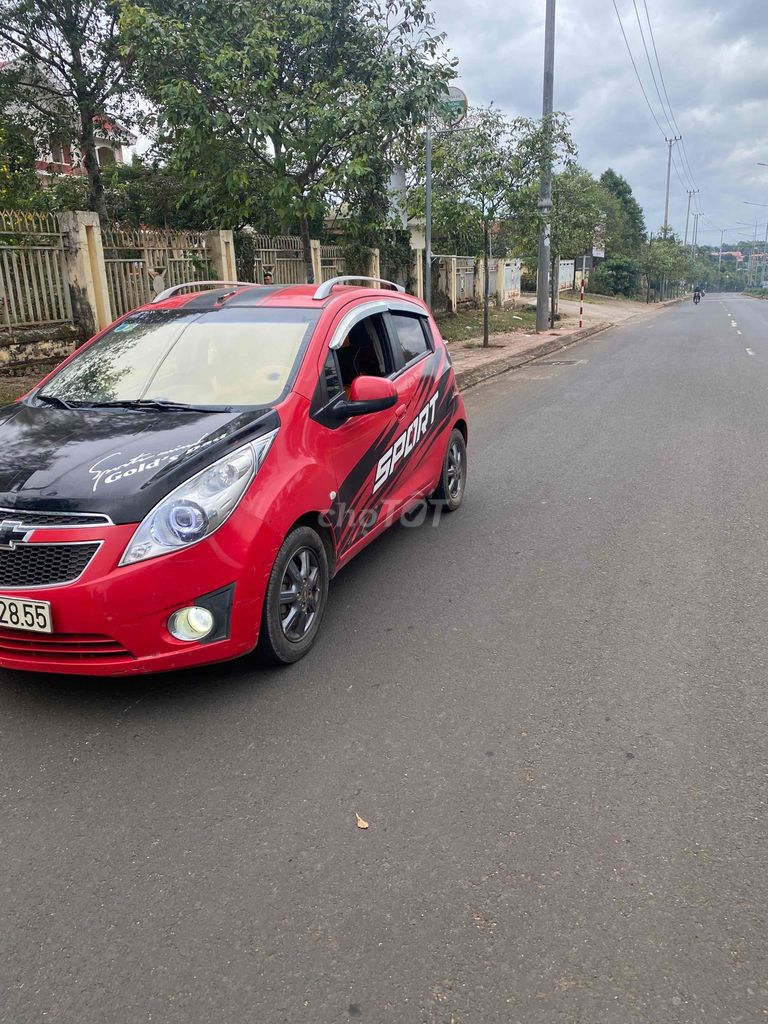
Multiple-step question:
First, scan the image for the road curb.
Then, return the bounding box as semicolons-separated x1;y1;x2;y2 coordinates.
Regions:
454;321;612;392
455;296;689;392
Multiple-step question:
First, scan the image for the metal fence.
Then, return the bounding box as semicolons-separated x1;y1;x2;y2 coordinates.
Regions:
0;210;72;330
101;226;214;317
434;255;522;311
320;244;346;282
455;258;476;305
240;234;307;285
556;259;575;292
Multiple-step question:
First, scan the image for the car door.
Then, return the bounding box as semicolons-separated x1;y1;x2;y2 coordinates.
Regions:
310;306;405;563
381;306;444;500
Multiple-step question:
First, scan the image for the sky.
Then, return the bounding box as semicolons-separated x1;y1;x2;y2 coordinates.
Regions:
430;0;768;250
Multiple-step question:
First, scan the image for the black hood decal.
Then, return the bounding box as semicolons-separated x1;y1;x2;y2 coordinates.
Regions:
0;402;279;524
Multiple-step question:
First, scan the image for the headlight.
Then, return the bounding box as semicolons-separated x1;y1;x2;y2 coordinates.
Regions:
119;430;277;566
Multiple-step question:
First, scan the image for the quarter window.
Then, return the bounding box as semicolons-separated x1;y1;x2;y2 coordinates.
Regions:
390;312;432;364
322;352;344;401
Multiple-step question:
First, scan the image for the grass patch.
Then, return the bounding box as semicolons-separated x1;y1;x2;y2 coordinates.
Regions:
435;304;538;344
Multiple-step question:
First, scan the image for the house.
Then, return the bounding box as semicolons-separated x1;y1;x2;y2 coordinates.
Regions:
1;60;134;178
35;116;135;177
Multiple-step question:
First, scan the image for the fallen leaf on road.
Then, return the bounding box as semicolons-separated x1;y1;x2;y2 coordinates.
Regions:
355;813;369;830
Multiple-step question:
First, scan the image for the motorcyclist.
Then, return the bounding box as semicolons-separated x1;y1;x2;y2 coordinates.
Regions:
693;286;701;304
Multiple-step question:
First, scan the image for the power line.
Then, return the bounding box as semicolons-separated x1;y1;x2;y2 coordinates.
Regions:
643;0;682;135
611;0;666;138
631;0;676;137
670;152;690;195
641;0;703;202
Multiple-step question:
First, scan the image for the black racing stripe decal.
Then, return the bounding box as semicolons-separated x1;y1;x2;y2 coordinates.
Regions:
331;357;456;555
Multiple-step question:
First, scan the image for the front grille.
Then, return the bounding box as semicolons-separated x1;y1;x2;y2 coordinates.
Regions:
0;543;99;588
0;508;111;527
0;628;133;662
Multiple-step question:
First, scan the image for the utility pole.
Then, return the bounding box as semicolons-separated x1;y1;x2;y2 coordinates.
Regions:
663;136;681;237
718;229;724;275
683;189;699;246
535;0;556;334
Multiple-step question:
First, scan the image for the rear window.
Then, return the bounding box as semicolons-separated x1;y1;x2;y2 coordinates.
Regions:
390;312;432;364
39;307;320;407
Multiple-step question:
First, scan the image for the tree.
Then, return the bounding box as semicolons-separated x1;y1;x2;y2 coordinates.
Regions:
589;255;639;297
0;0;135;216
551;165;603;259
638;233;690;301
419;106;574;344
121;0;454;282
599;169;646;256
0;111;39;207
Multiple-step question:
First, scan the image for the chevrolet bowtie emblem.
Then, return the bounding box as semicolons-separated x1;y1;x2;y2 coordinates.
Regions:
0;521;33;549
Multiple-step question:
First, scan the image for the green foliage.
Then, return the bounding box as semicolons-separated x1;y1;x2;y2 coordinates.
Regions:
0;115;38;207
379;228;414;289
589;255;639;297
121;0;454;277
414;107;575;258
599;168;646;255
551;165;603;263
0;0;136;214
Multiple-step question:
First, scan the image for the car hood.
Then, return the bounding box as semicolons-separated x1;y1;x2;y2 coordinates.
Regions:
0;403;280;524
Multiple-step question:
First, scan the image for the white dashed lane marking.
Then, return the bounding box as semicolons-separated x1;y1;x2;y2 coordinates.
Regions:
746;348;756;356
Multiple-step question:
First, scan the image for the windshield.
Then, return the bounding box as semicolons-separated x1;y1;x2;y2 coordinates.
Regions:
38;307;320;407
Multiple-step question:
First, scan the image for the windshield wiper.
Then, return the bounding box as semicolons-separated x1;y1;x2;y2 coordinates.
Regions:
35;393;76;409
83;398;225;412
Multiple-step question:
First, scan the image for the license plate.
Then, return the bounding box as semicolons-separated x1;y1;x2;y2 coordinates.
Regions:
0;596;52;634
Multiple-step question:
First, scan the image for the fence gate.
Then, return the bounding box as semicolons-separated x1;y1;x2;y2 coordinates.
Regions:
101;227;214;318
0;210;73;333
240;235;308;285
455;258;475;304
320;244;346;282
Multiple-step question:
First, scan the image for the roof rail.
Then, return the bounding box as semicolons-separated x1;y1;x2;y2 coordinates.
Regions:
151;281;255;303
312;276;406;301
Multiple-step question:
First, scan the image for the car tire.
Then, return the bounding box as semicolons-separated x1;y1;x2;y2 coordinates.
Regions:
433;428;467;512
257;525;330;665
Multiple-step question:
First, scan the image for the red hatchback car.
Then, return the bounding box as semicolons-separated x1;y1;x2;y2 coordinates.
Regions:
0;277;468;675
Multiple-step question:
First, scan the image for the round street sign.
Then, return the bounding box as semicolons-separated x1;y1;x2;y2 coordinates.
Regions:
437;85;468;128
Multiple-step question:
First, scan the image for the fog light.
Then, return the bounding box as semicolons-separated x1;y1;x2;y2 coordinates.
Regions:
168;606;215;641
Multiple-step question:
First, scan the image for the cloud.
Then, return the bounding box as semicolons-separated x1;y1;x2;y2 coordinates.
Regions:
431;0;768;246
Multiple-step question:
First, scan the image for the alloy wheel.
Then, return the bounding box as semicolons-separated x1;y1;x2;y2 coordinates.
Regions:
279;546;321;642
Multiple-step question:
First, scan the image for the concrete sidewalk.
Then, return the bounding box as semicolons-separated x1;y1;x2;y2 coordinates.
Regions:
449;294;686;391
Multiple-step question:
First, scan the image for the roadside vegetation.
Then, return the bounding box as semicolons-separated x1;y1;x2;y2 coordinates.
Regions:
435;304;538;344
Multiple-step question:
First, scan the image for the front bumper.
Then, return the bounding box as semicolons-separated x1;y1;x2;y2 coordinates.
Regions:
0;516;282;676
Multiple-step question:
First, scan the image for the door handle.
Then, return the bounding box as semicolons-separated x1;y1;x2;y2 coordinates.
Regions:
395;403;408;420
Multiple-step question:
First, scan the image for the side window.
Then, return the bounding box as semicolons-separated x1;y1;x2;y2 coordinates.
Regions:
390;312;432;365
322;352;343;402
336;314;393;394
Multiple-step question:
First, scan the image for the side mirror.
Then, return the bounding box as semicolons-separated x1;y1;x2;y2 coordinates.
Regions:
331;376;397;419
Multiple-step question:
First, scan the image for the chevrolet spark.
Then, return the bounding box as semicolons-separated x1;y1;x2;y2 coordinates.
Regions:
0;278;468;675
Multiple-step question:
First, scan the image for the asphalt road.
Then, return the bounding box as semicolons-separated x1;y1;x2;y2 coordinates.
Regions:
2;293;767;1024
